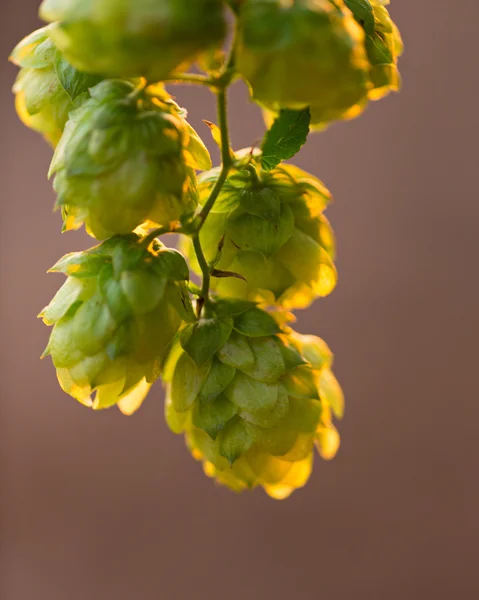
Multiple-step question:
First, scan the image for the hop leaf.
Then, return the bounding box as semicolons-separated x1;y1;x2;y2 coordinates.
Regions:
182;153;337;310
163;301;344;499
261;108;311;172
39;0;227;81
40;235;194;412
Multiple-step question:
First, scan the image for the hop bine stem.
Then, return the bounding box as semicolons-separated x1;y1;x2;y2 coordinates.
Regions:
193;85;233;316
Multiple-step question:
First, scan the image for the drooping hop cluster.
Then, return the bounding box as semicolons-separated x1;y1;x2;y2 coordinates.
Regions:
11;0;403;498
39;0;227;80
49;80;210;240
163;300;343;499
183;153;337;309
40;235;194;413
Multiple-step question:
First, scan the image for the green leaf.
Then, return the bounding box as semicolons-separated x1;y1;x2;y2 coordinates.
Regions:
210;298;257;320
344;0;375;35
170;352;210;413
216;331;255;371
261;108;311;172
241;337;286;383
193;394;237;440
225;372;278;414
48;250;108;277
198;359;236;402
39;277;84;325
54;52;101;100
233;308;281;338
218;417;255;464
180;317;233;366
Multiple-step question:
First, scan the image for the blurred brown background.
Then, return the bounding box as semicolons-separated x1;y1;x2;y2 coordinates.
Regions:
1;1;478;599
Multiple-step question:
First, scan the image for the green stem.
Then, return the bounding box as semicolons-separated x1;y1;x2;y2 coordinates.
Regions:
164;73;218;87
192;86;233;316
140;225;177;249
193;235;210;314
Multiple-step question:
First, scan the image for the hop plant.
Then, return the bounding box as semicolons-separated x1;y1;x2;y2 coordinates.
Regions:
40;235;194;413
163;300;343;499
49;80;210;240
345;0;404;99
236;0;371;126
12;0;403;498
182;153;337;309
39;0;227;81
10;25;101;146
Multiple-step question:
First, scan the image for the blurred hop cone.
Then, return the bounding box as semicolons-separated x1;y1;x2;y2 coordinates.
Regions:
10;25;101;146
182;152;337;310
39;0;227;80
48;80;211;240
163;299;344;499
236;0;371;128
40;235;195;414
345;0;404;100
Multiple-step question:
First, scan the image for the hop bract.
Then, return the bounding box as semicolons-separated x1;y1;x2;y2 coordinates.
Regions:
10;25;100;146
163;299;344;499
345;0;403;100
40;235;194;413
49;80;211;240
237;0;371;127
39;0;227;80
182;153;337;310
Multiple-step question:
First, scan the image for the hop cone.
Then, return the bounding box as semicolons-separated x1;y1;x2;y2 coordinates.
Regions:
345;0;403;99
10;25;100;146
237;0;371;126
49;80;211;240
39;0;227;81
182;153;337;310
163;300;344;499
40;235;194;413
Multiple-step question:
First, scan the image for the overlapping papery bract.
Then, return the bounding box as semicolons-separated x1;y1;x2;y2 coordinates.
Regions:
163;299;344;499
345;0;403;100
236;0;371;128
10;25;100;146
182;153;337;310
40;235;194;414
39;0;227;81
49;80;211;240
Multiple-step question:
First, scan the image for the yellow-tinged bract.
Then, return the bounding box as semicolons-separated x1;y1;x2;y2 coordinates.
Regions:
39;0;227;81
49;80;211;240
345;0;403;100
163;299;344;499
182;152;337;310
10;25;100;146
40;235;195;412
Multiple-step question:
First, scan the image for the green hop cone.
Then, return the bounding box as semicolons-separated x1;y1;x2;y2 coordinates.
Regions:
237;0;371;127
39;0;227;80
163;299;344;499
182;151;337;310
345;0;403;100
49;80;211;240
40;234;195;414
10;25;101;146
